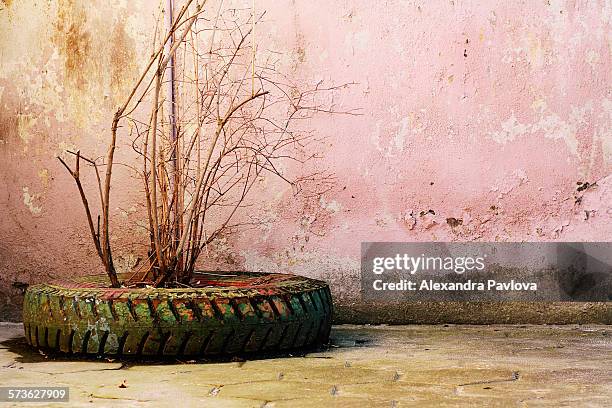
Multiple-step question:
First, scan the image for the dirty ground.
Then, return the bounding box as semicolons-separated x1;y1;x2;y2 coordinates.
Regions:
0;322;610;407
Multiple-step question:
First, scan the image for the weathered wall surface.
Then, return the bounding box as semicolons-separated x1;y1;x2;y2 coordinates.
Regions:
0;0;154;319
1;1;611;321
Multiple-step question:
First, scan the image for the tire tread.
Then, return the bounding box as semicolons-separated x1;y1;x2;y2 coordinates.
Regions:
23;273;333;357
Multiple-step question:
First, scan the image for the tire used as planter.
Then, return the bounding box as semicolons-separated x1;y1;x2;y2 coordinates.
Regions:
23;272;333;358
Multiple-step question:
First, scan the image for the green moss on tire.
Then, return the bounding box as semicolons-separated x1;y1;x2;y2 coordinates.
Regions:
22;272;333;357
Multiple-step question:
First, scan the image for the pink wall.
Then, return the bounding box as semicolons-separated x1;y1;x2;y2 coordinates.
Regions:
231;0;612;301
1;1;611;318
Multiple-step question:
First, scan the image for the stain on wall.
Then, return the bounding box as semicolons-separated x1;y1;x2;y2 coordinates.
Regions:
109;17;138;105
53;0;92;91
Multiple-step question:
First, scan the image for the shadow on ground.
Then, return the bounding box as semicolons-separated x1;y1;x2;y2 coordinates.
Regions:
0;328;375;366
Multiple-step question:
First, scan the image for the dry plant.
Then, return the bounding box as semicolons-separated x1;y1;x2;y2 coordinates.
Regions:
58;0;355;288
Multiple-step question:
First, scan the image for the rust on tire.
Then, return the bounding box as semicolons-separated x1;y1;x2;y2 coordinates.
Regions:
23;272;333;357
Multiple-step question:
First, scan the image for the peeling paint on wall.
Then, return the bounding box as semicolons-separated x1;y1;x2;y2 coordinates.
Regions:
16;113;37;147
319;197;342;214
488;98;612;161
37;168;50;188
490;115;528;144
22;187;42;215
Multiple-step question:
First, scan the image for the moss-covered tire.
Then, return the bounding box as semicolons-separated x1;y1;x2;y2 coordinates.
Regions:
22;272;333;357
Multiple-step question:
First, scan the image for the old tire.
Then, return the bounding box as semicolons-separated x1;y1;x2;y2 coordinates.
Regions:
22;272;333;357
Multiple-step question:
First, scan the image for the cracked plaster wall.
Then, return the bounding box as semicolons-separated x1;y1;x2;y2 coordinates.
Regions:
1;1;611;321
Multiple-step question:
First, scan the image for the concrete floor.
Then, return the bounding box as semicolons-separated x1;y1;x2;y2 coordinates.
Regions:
0;323;610;407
